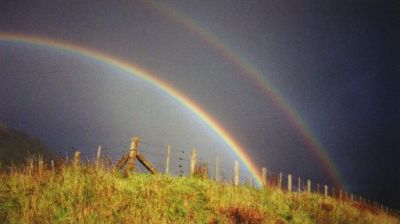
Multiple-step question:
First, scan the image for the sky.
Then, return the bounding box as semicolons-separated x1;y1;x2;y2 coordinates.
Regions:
0;1;398;208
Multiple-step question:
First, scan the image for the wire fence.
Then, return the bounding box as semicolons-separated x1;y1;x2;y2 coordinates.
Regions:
55;137;394;215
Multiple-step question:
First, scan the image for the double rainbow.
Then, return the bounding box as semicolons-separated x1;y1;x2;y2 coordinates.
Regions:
140;1;344;188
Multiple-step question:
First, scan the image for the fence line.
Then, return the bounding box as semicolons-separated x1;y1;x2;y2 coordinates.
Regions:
51;136;393;215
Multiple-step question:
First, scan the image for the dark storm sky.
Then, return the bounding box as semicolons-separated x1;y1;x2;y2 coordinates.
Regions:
0;1;398;207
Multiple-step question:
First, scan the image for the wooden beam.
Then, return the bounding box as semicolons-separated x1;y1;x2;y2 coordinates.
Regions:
234;160;239;187
126;137;139;172
165;145;170;175
261;167;267;188
96;145;102;170
51;160;55;173
215;156;219;181
116;153;129;168
136;153;158;174
38;157;43;176
324;185;328;197
190;149;197;176
74;151;81;168
298;177;301;194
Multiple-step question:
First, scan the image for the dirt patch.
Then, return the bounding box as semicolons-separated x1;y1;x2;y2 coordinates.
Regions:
218;205;264;224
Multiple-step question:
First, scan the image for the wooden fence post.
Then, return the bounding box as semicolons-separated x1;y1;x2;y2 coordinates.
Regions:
279;172;282;189
261;167;267;188
324;185;328;197
288;174;292;193
307;179;311;194
332;187;335;198
96;145;102;170
215;156;219;181
317;184;320;193
74;151;81;168
298;177;301;194
127;137;139;173
234;160;239;187
28;158;34;176
190;149;197;176
51;160;55;173
38;157;43;176
166;145;171;175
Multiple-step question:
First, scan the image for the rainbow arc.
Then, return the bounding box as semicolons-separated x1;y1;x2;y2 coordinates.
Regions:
141;1;344;188
0;32;264;185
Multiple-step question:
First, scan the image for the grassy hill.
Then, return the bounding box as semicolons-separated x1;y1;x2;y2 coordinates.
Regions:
0;161;398;224
0;122;54;169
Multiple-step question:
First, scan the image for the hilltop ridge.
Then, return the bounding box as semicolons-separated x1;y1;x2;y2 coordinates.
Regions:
0;122;54;168
0;161;398;223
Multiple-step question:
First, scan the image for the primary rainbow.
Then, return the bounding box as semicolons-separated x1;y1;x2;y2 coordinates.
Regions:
144;1;344;188
0;32;264;185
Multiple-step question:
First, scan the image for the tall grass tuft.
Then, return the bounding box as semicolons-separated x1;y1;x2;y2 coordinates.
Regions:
0;156;398;223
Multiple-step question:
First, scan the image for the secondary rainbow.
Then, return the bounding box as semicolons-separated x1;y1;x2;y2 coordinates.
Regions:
0;32;264;185
144;1;344;188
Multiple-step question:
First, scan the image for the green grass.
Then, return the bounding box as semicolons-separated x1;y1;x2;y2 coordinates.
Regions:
0;161;398;224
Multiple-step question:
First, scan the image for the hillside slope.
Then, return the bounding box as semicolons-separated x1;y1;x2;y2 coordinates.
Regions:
0;164;398;224
0;122;54;168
